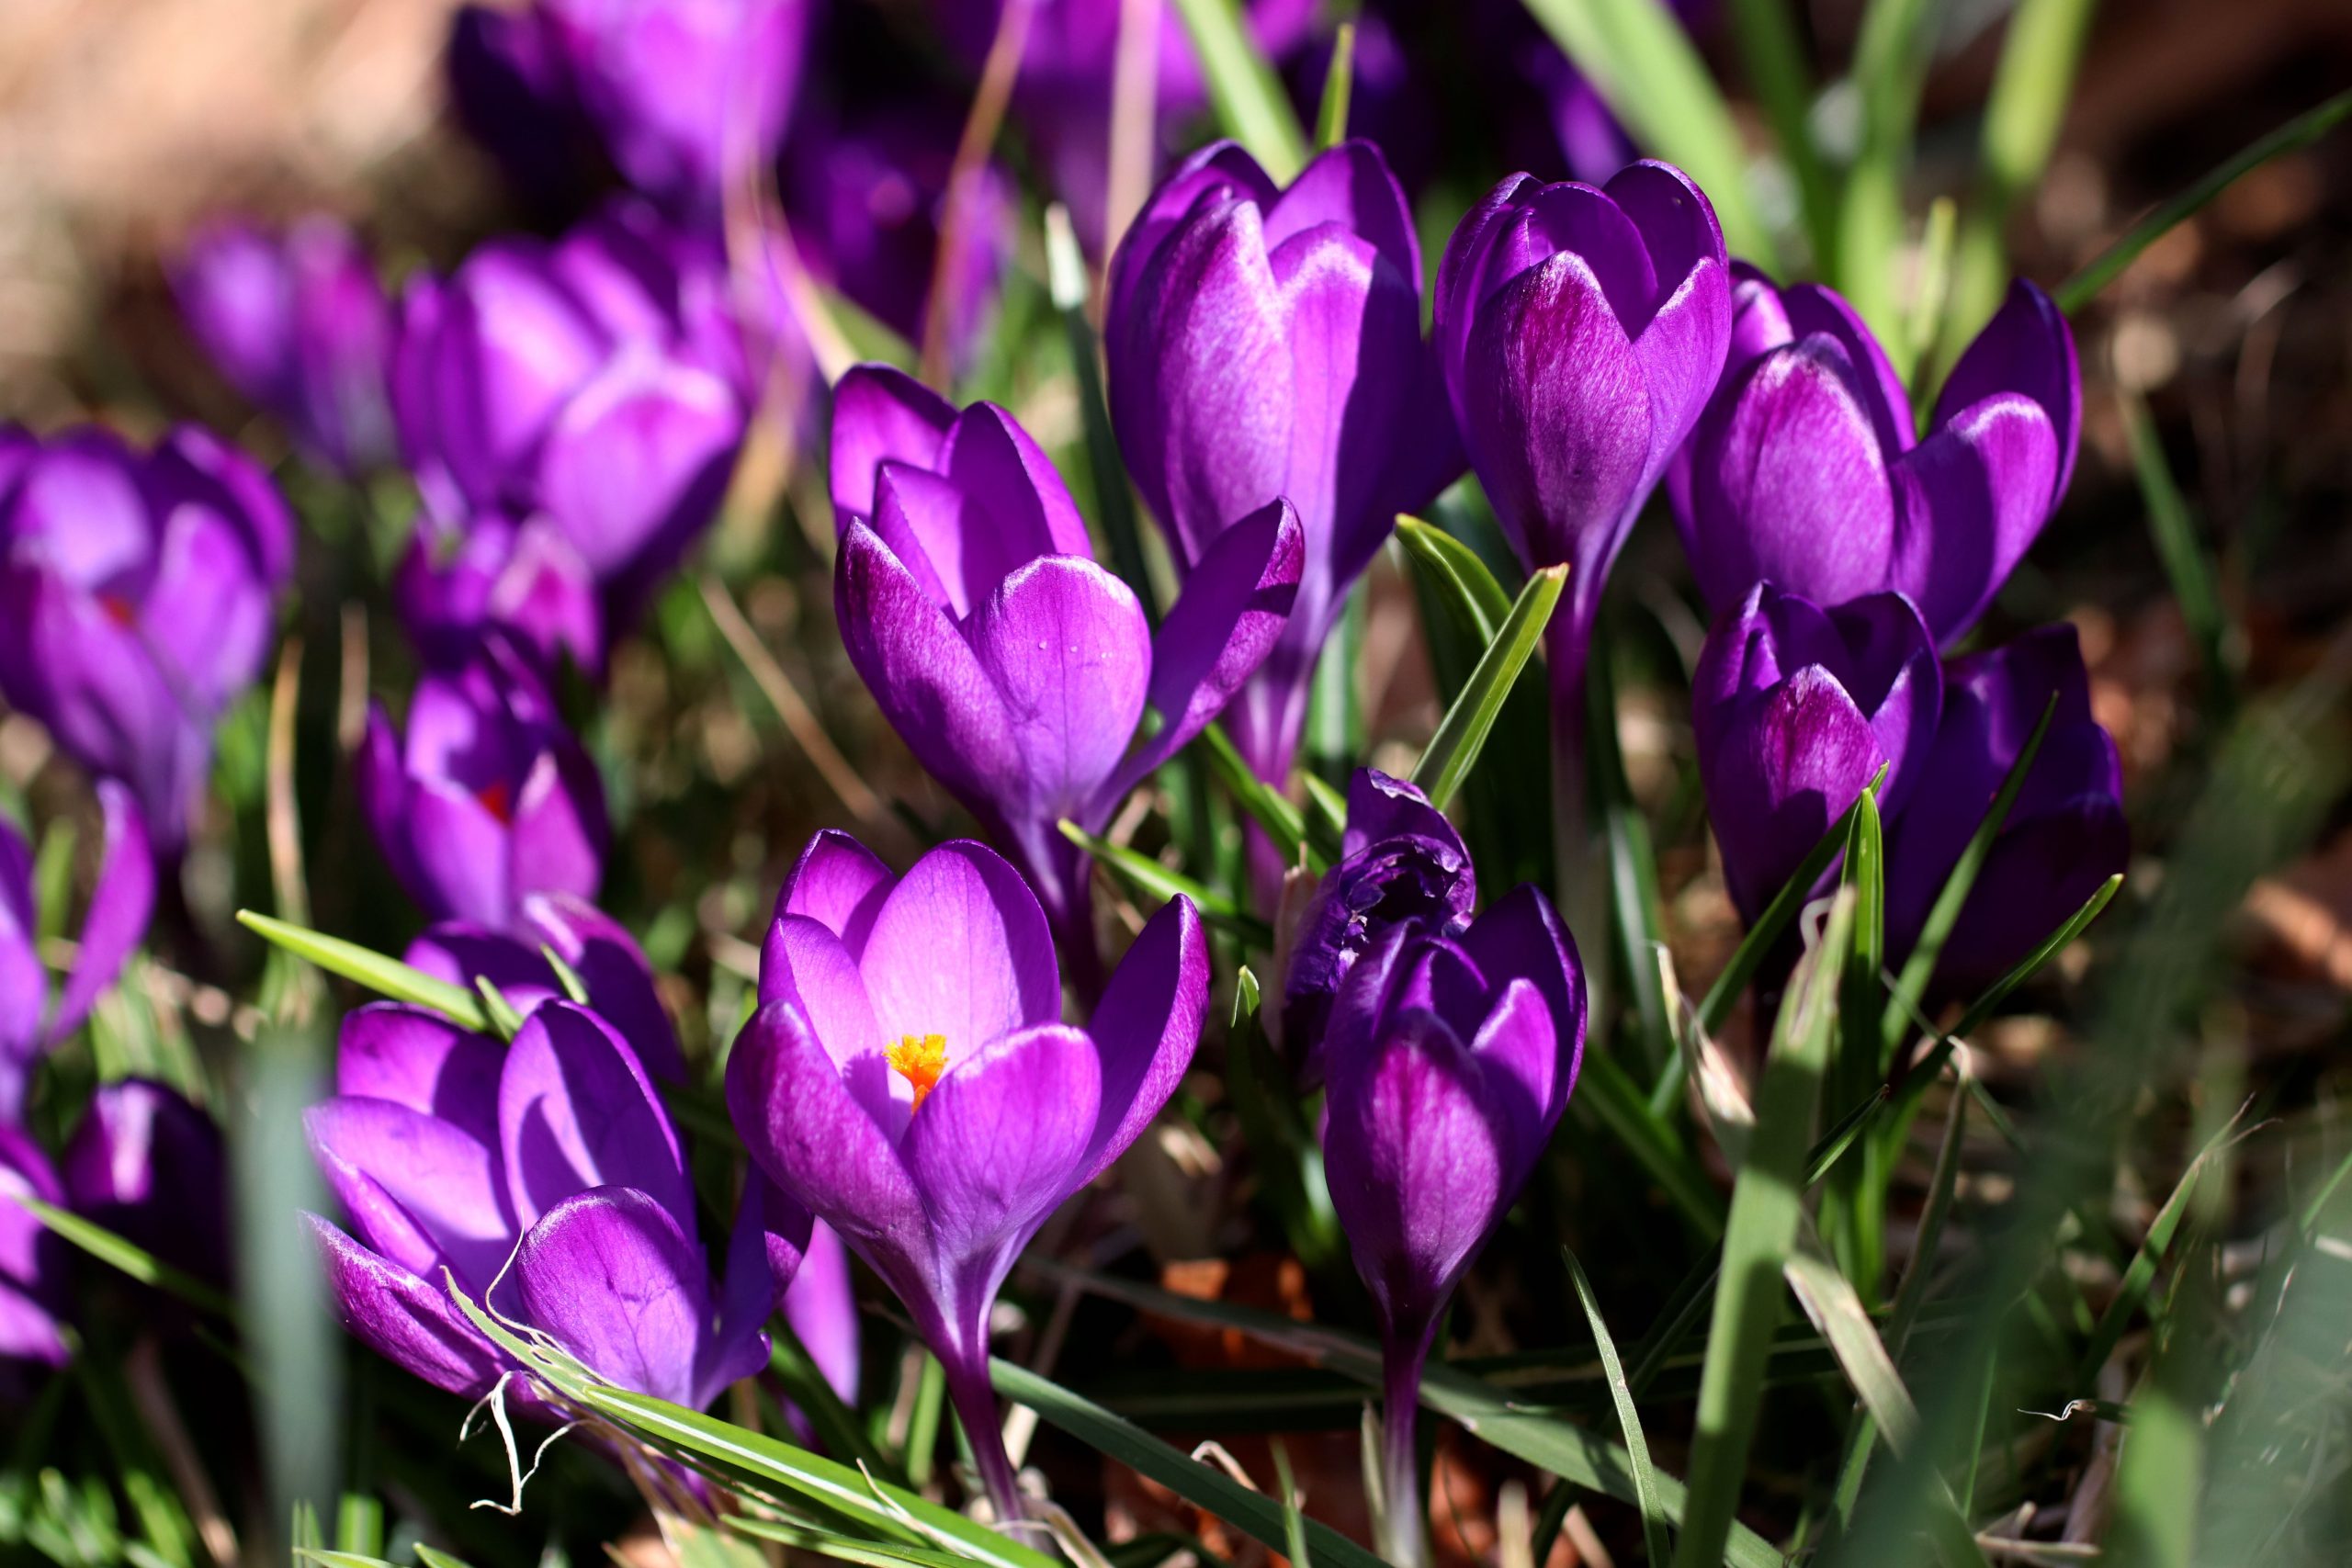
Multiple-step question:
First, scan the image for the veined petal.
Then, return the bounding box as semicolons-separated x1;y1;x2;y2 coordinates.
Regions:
1078;897;1208;1188
521;895;684;1084
1455;886;1586;1122
761;914;904;1133
828;363;956;522
306;1098;515;1289
1261;140;1420;289
498;1001;692;1235
937;401;1092;563
774;829;894;955
858;840;1061;1063
1705;665;1884;921
308;1214;504;1401
514;1187;708;1407
1889;393;2061;646
335;1003;504;1147
1932;279;2079;502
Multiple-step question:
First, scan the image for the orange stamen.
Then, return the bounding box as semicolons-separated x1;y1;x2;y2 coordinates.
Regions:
887;1033;948;1111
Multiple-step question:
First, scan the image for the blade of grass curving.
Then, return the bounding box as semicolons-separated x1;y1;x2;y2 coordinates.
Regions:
1058;819;1272;946
990;1360;1386;1568
1827;788;1887;1292
235;909;492;1032
1589;633;1674;1078
1044;204;1159;626
472;977;525;1041
1564;1250;1672;1565
1410;564;1566;811
1301;772;1348;852
1195;724;1313;868
4;1190;238;1321
1169;0;1308;181
2056;87;2352;312
1671;890;1852;1568
334;1494;383;1557
1396;516;1512;640
728;1515;989;1568
1268;1443;1313;1568
1314;21;1355;149
2121;389;2233;704
540;945;592;1006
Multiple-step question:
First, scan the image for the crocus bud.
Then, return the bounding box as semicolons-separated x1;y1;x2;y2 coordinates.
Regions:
0;424;293;846
0;784;153;1121
356;639;608;932
306;999;804;1412
1433;163;1732;740
828;365;1303;960
1885;625;2126;994
1280;769;1474;1081
1671;270;2079;648
0;1127;70;1386
729;831;1208;1522
62;1079;228;1286
393;508;605;677
1320;886;1584;1566
1692;584;1942;922
174;215;398;475
1107;140;1455;787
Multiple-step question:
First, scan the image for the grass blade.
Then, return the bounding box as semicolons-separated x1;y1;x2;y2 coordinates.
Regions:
1724;0;1838;274
1396;515;1513;641
1784;1249;1917;1453
235;909;492;1032
4;1190;238;1321
1564;1250;1672;1566
1057;819;1270;945
1835;0;1939;354
1313;21;1355;149
1409;563;1566;811
1574;1048;1727;1239
1194;724;1331;868
1169;0;1309;182
1226;967;1341;1269
1826;788;1887;1291
2121;388;2233;704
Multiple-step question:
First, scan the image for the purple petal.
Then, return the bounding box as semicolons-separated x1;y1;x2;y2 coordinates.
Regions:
1261;141;1420;287
1932;279;2079;502
514;1187;708;1407
1078;896;1208;1188
44;781;154;1047
1454;886;1586;1122
308;1215;503;1400
0;821;38;1081
1781;285;1915;460
1889;394;2062;646
1107;141;1277;336
507;748;609;912
1703;664;1884;921
858;841;1061;1066
306;1098;515;1288
1341;768;1462;862
61;1077;228;1283
829;363;956;521
937;400;1094;565
1602;162;1731;485
335;1002;505;1147
523;894;684;1084
703;1174;806;1406
773;829;895;955
784;1219;860;1404
533;353;741;581
400;779;517;928
498;1001;692;1235
761;914;903;1133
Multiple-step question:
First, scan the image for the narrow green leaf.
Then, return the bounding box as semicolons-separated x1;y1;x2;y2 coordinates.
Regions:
235;909;492;1032
1057;819;1272;947
2121;389;2232;701
1226;967;1341;1269
334;1495;383;1558
1725;0;1839;274
903;1350;946;1487
540;945;592;1007
1268;1444;1314;1568
1835;0;1939;352
413;1549;479;1568
1395;515;1513;640
1305;583;1366;791
2057;87;2352;312
3;1190;238;1321
2073;1107;2256;1385
1574;1048;1726;1239
1784;1250;1918;1452
1301;772;1349;852
768;1328;898;1484
1410;563;1566;810
32;819;76;944
1564;1250;1673;1567
1195;724;1315;868
728;1516;982;1568
295;1551;398;1568
1169;0;1310;181
1826;788;1887;1290
1314;21;1355;149
472;976;525;1041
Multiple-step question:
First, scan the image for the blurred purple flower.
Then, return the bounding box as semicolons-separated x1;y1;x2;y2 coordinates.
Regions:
393;508;605;678
728;831;1207;1519
828;365;1303;959
174;215;398;475
306;998;807;1410
1434;162;1731;774
1319;886;1583;1557
357;639;608;933
62;1078;228;1286
1280;769;1473;1083
448;2;607;211
0;784;153;1122
1885;625;2126;994
1107;140;1453;789
1692;583;1942;923
1669;269;2080;648
0;424;293;847
0;1126;70;1386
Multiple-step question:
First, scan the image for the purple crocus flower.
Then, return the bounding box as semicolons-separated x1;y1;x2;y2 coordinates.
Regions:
307;998;804;1412
1;1126;70;1387
403;891;686;1085
727;831;1209;1521
394;508;605;678
1433;162;1732;811
62;1078;228;1286
448;2;607;212
1885;625;2126;994
1692;583;1942;923
391;201;747;642
1670;268;2080;649
1280;769;1474;1082
357;639;608;933
1107;139;1455;790
0;784;153;1121
1320;886;1584;1568
828;364;1303;966
174;215;398;476
0;424;294;847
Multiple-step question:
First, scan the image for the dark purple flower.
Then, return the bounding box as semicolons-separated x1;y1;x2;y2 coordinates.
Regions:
0;1126;70;1385
0;784;153;1121
1280;769;1474;1082
828;365;1303;957
1691;584;1942;923
1319;886;1583;1563
1670;269;2080;648
447;3;607;210
404;891;686;1084
1884;625;2126;994
174;215;398;475
306;999;806;1410
62;1078;228;1286
356;639;608;932
1107;140;1454;787
393;508;605;677
0;424;292;846
728;831;1208;1520
1433;162;1732;766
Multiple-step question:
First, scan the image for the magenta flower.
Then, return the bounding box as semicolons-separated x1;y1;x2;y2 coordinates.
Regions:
174;215;398;476
1107;140;1454;788
0;784;153;1121
0;1126;69;1388
0;424;293;847
307;999;804;1412
1670;269;2080;648
357;639;608;933
394;508;604;679
727;831;1209;1520
1320;886;1584;1567
829;365;1303;962
62;1078;228;1288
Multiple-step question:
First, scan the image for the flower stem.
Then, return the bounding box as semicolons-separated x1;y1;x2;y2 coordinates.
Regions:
943;1354;1025;1531
1380;1325;1435;1568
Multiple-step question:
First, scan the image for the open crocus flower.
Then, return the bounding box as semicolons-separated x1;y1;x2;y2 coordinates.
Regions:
727;831;1209;1521
1107;140;1455;791
0;424;293;847
1693;583;1943;923
1886;625;2126;995
0;784;154;1121
1433;163;1732;795
1280;769;1475;1083
1320;886;1585;1568
829;365;1302;966
357;638;608;933
62;1078;229;1288
306;999;805;1414
1;1126;70;1390
1670;269;2080;648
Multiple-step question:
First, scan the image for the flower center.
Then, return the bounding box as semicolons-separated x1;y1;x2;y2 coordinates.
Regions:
98;593;139;627
887;1032;947;1111
474;779;514;824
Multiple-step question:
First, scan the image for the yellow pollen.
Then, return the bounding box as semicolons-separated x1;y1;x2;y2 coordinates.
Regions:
888;1033;948;1111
